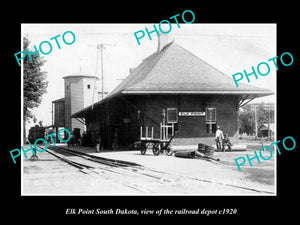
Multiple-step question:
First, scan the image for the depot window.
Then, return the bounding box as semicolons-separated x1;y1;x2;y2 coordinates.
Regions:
206;107;216;133
167;108;178;123
166;108;178;135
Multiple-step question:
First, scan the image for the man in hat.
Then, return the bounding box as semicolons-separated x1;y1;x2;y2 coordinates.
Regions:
215;125;224;151
222;133;232;152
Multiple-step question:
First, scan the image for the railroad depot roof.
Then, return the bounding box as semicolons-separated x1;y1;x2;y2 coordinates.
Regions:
71;41;273;118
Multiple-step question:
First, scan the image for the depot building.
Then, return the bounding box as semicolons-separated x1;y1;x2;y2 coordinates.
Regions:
71;39;273;149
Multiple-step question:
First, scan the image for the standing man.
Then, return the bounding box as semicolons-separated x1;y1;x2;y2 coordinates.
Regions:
96;132;101;152
112;128;119;150
215;125;224;152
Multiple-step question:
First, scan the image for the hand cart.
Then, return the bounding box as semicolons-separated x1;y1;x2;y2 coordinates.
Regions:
139;123;175;156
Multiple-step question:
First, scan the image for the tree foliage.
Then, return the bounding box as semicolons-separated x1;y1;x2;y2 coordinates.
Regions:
23;37;48;122
238;102;274;135
238;104;255;135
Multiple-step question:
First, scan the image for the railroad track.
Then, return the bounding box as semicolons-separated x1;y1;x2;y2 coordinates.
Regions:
42;145;274;195
44;145;173;193
46;145;167;179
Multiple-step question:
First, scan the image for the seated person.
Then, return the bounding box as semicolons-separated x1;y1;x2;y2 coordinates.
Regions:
222;134;232;152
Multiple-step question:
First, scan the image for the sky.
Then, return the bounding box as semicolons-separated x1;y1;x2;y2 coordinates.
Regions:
21;23;276;130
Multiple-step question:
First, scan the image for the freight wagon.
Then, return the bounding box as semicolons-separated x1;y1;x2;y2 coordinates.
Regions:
28;125;45;143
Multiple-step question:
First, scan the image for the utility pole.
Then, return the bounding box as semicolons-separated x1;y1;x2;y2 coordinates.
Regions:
254;104;258;139
98;43;105;100
92;43;105;110
268;103;271;141
79;58;83;72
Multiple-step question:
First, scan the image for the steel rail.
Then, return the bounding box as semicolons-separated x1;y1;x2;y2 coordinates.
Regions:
43;145;274;194
44;147;154;193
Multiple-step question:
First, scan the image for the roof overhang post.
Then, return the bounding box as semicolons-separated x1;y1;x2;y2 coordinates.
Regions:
238;95;256;108
75;117;86;125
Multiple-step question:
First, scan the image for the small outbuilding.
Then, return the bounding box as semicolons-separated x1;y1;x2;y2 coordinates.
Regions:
258;123;275;138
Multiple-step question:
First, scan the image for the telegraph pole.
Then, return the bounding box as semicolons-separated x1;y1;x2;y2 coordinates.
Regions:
268;103;271;141
79;58;83;72
92;43;105;110
98;43;105;100
254;104;258;139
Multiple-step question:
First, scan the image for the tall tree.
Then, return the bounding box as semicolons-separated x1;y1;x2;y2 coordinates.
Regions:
23;37;48;141
238;104;255;135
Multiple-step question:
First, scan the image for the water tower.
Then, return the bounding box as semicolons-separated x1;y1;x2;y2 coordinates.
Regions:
63;72;100;134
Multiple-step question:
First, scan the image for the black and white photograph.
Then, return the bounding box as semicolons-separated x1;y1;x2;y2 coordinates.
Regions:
4;4;299;220
20;23;277;196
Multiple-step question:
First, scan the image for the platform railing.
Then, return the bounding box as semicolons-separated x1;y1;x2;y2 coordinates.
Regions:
140;123;174;141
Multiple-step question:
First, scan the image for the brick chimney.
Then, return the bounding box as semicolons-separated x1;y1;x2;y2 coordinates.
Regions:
157;24;174;51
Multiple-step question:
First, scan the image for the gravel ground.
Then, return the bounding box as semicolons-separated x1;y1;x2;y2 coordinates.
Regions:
22;144;275;195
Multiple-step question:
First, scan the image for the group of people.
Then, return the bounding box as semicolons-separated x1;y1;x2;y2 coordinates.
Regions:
65;126;231;152
215;126;232;152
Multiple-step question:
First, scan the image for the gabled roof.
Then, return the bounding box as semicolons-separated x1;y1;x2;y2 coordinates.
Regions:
108;41;273;96
71;41;273;118
259;123;275;132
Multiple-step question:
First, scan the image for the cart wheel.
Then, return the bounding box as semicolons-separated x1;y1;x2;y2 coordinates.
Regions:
140;142;147;155
160;143;165;154
152;143;160;156
165;144;174;156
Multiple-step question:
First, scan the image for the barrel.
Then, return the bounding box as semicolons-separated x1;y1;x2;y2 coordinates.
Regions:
198;143;206;153
204;145;214;157
174;150;196;158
